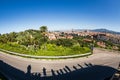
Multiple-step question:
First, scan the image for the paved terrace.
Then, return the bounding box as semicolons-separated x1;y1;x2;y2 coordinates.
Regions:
0;48;120;80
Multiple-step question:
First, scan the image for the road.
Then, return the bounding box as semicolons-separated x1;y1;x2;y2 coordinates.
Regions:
0;48;120;80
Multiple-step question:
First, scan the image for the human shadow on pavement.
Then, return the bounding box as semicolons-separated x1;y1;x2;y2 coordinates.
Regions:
43;67;47;76
0;60;118;80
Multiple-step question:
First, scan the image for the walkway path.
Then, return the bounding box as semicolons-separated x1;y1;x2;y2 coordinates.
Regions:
0;48;120;80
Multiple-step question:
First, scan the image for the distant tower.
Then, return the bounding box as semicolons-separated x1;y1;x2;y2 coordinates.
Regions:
72;29;74;33
84;29;89;33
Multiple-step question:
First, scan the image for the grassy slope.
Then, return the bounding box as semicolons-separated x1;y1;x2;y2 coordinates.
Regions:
0;43;90;56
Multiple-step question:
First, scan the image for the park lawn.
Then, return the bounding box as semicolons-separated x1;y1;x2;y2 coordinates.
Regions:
0;43;91;56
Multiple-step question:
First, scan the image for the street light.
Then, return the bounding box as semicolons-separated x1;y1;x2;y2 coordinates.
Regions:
91;36;94;54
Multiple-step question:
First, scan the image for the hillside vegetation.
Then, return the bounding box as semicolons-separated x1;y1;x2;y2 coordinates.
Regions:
0;26;91;56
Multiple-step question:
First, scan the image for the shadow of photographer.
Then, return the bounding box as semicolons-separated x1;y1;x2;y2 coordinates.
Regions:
0;60;118;80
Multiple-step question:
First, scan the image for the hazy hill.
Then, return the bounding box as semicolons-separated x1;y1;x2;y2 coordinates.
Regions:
91;29;120;35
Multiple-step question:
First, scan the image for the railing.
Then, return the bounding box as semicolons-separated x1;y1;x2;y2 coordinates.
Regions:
110;62;120;80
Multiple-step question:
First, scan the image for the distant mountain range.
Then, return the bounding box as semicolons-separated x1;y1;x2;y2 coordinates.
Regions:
55;28;120;35
91;29;120;35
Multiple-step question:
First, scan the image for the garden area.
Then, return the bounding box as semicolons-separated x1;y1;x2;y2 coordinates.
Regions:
0;42;90;56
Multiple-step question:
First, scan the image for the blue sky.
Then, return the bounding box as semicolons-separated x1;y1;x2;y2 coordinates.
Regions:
0;0;120;34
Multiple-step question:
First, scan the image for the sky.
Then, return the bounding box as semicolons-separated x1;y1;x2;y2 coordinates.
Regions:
0;0;120;34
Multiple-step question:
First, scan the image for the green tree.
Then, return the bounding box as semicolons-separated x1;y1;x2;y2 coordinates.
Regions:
8;32;17;42
39;26;48;49
50;39;75;47
40;26;48;33
0;34;8;43
16;32;30;46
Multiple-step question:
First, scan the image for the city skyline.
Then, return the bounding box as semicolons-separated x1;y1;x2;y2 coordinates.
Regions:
0;0;120;34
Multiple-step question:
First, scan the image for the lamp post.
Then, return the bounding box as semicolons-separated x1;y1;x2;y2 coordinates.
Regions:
91;36;94;54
